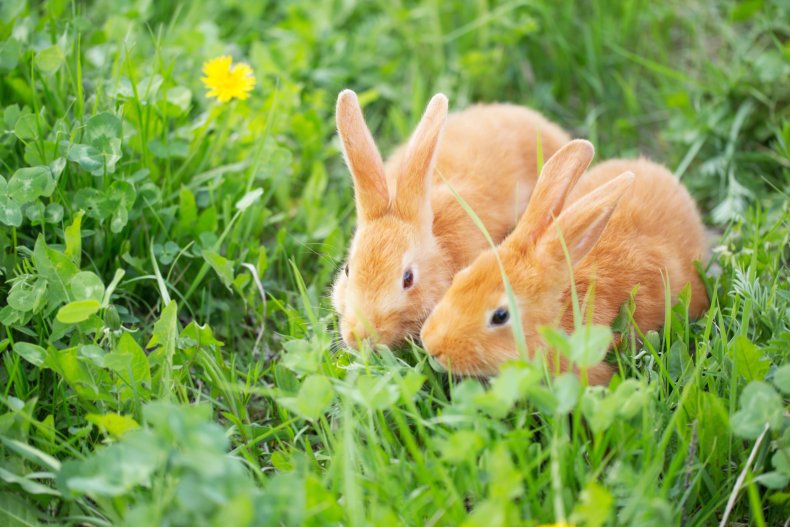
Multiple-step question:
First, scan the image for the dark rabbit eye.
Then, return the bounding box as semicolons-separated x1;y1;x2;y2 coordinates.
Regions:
402;269;414;289
490;308;509;326
343;264;349;276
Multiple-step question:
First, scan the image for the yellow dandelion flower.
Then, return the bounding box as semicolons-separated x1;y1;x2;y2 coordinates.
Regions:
201;55;256;103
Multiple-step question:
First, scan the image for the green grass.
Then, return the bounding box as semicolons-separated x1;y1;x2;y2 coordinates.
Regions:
1;0;789;525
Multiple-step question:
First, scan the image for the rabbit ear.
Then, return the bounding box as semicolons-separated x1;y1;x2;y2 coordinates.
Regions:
392;93;449;221
510;139;595;249
336;89;390;221
539;171;635;266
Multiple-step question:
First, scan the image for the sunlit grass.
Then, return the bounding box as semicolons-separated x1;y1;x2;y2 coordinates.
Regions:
0;1;788;526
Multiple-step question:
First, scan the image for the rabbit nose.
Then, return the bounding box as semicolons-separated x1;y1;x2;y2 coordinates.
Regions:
420;320;442;358
351;321;370;341
342;316;377;347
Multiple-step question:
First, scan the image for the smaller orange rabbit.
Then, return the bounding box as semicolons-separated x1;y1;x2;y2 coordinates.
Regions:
420;139;709;384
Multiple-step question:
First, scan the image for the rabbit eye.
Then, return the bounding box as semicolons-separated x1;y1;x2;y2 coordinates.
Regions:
343;264;349;277
402;268;414;289
490;308;509;326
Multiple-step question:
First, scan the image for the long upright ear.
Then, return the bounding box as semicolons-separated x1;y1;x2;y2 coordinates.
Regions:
539;172;635;266
336;90;390;221
392;93;449;221
510;139;595;249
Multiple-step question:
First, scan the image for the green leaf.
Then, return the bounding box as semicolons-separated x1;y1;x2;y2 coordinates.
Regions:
13;113;37;141
48;347;111;401
196;205;217;234
64;211;84;264
773;441;790;477
539;325;572;357
733;335;769;382
66;143;104;175
166;86;192;112
13;342;47;367
73;188;114;219
7;279;46;314
50;157;66;177
34;45;65;74
731;381;784;439
553;373;581;415
281;338;321;374
0;491;42;527
486;363;536;416
44;202;64;223
0;38;21;71
568;324;613;367
773;363;790;395
8;167;53;204
278;375;334;421
24;201;45;224
33;236;80;306
399;371;426;401
115;75;163;100
202;249;235;289
109;180;136;207
86;413;140;439
78;344;107;367
109;206;126;233
106;180;135;233
85;112;122;141
147;300;178;398
0;467;59;496
570;481;613;527
178;186;197;235
106;333;151;401
101;268;126;307
56;300;101;324
0;437;61;471
440;430;485;462
0;196;23;227
668;340;691;381
67;113;123;175
754;471;789;489
57;428;166;498
7;283;36;312
460;499;506;527
581;380;651;433
69;271;105;302
353;374;399;411
612;379;650;418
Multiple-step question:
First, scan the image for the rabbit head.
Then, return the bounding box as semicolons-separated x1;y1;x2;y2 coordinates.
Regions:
332;90;452;348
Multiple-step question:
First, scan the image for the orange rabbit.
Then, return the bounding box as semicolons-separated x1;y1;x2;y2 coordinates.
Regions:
331;90;571;348
420;139;709;384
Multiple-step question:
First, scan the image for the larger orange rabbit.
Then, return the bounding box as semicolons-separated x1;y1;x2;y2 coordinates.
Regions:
420;140;709;384
331;90;571;348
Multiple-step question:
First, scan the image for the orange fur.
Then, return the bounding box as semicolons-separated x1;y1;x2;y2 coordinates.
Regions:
420;140;710;383
332;90;571;347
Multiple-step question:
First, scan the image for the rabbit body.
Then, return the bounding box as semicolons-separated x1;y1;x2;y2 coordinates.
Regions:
420;141;709;384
